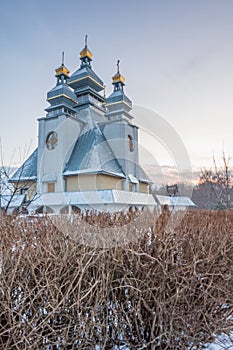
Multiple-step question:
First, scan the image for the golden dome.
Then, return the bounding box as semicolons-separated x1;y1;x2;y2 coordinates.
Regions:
55;65;70;77
55;52;70;77
112;72;125;84
80;35;93;60
80;47;93;60
112;60;125;84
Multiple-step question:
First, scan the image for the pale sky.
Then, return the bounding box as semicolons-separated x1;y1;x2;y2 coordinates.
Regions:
1;0;233;173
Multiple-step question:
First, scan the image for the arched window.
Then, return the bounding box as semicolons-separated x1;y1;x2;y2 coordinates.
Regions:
128;135;134;152
60;205;81;215
72;206;81;214
60;206;69;214
35;206;53;214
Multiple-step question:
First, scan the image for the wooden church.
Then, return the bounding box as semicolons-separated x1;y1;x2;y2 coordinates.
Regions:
9;37;156;214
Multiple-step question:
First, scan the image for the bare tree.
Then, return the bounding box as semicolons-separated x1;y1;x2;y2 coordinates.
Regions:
192;151;233;209
213;151;232;208
0;139;38;215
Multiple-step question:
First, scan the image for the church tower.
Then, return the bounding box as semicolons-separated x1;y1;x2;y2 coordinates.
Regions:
37;55;82;195
45;52;77;119
105;60;133;121
68;36;106;123
102;62;140;191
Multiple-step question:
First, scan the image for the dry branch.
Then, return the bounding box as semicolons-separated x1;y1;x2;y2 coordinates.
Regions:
0;210;232;349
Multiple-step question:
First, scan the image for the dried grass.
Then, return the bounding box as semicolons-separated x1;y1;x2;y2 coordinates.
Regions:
0;210;233;349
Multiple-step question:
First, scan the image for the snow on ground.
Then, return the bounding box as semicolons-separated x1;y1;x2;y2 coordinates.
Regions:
204;332;233;349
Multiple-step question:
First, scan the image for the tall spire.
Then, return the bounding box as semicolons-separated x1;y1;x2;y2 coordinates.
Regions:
117;59;120;73
55;52;70;82
80;34;93;67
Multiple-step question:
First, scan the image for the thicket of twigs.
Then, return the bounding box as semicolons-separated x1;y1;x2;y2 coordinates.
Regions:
0;210;233;349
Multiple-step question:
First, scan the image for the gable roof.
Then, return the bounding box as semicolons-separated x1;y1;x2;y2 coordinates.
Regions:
63;127;125;178
10;149;38;182
155;195;196;207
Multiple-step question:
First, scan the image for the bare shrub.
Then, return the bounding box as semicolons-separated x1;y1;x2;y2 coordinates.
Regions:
0;210;232;349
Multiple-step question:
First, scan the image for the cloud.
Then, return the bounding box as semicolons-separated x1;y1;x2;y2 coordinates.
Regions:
144;164;200;185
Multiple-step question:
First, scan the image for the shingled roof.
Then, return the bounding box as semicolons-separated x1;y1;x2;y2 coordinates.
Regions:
10;149;38;182
63;127;125;178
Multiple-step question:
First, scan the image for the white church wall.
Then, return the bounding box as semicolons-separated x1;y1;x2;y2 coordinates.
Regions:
101;121;139;191
37;115;82;194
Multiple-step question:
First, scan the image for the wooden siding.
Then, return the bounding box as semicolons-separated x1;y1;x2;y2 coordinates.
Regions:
139;182;149;194
15;180;37;201
66;174;123;192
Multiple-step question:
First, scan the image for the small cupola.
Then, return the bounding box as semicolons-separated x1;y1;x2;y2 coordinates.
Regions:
105;60;132;121
68;36;105;111
45;53;78;118
112;60;126;89
55;52;70;80
80;34;93;67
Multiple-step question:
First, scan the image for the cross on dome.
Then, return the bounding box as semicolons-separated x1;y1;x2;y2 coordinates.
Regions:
55;51;70;79
80;34;93;66
112;59;125;90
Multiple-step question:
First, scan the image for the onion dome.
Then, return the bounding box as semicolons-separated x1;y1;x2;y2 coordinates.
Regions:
45;53;78;118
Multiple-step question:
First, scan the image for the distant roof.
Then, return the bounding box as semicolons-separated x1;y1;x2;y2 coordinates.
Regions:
10;149;38;182
63;127;125;178
155;195;196;207
0;194;25;208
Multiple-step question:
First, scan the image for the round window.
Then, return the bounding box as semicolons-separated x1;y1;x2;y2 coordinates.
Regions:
46;132;58;150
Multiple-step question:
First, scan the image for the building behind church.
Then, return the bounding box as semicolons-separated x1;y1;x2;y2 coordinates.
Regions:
8;38;156;214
